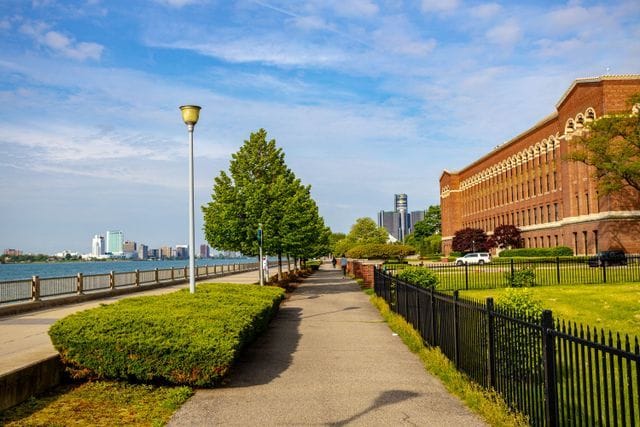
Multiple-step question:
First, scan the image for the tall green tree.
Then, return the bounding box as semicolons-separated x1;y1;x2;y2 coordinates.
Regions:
413;205;441;238
333;217;388;256
203;129;328;277
567;93;640;194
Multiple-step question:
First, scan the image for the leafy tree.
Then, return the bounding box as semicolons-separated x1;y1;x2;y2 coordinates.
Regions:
203;129;327;277
333;217;388;256
488;224;522;250
413;205;441;238
328;232;346;255
567;93;640;194
451;227;489;253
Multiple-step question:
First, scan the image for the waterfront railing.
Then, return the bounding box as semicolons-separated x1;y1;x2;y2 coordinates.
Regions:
0;262;261;306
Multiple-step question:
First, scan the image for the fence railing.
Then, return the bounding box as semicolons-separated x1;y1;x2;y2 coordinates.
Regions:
374;268;640;426
0;262;260;306
383;255;640;291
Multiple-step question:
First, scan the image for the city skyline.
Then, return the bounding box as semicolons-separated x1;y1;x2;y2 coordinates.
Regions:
1;1;639;253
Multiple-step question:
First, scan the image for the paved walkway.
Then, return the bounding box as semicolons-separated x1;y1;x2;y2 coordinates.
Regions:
169;266;486;426
0;269;264;377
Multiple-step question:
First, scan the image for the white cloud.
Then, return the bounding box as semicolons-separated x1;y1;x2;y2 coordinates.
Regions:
421;0;460;13
332;0;379;17
155;0;201;7
19;22;103;61
470;3;502;19
485;19;522;47
534;38;584;58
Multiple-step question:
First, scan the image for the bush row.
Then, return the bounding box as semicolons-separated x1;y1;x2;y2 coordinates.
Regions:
346;243;415;260
498;246;573;257
49;283;285;387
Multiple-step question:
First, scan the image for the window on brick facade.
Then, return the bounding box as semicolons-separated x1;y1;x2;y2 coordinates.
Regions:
546;174;550;192
547;204;551;223
555;235;559;246
573;232;578;255
553;171;557;189
583;231;588;255
586;192;590;214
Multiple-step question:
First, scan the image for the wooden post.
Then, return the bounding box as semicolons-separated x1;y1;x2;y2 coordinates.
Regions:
76;273;83;295
32;275;40;301
135;269;140;287
109;271;115;290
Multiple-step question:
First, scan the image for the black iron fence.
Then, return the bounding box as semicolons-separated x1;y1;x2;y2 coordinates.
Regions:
374;268;640;426
383;255;640;291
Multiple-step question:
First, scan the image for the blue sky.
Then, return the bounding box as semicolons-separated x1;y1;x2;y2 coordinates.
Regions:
1;0;639;254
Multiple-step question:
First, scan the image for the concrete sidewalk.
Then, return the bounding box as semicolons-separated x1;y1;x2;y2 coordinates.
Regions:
169;266;486;426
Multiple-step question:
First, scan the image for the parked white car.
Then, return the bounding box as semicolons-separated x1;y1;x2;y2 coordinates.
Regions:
455;252;492;266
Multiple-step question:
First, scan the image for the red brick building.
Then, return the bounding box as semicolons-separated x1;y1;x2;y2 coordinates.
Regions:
440;75;640;256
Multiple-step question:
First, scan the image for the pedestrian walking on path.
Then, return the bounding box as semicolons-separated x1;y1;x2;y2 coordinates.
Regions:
168;265;486;426
340;255;347;278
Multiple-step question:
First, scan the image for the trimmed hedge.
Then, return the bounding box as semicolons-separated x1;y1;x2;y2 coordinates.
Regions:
346;243;415;260
49;283;285;387
499;246;573;257
396;267;439;289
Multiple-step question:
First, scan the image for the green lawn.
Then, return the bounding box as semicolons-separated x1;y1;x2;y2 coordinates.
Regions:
0;381;192;427
459;283;640;338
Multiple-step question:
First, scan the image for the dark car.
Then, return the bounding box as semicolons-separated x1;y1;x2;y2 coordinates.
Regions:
588;250;627;267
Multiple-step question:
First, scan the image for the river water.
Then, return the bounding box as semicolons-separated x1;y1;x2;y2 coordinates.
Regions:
0;258;258;281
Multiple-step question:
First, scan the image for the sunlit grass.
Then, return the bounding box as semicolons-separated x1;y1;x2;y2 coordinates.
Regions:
459;283;640;338
0;380;192;427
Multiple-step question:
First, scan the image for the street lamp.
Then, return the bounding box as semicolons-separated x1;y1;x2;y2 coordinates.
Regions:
180;105;201;294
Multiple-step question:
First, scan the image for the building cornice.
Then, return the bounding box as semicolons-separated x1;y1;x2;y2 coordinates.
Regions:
555;74;640;109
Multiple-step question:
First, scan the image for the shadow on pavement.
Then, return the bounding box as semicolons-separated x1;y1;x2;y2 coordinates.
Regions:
328;390;422;426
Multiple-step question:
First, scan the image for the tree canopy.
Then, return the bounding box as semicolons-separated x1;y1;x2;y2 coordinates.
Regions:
202;129;329;273
452;227;489;253
413;205;441;239
488;224;522;250
568;93;640;195
333;217;388;256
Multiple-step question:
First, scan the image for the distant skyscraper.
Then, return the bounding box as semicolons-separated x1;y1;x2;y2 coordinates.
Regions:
106;231;124;255
91;235;104;257
175;245;188;260
160;246;173;259
378;194;424;242
137;244;148;260
409;210;426;234
200;244;210;259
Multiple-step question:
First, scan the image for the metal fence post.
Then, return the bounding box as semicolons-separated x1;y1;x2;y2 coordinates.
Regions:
155;268;159;283
602;262;607;284
510;259;515;286
465;263;469;290
32;275;40;301
206;265;209;277
453;290;460;368
486;298;496;389
556;257;561;284
171;267;175;281
109;271;115;290
76;273;83;295
541;310;559;427
430;286;436;346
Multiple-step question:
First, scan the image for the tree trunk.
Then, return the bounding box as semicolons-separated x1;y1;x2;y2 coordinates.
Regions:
286;254;291;274
277;252;283;281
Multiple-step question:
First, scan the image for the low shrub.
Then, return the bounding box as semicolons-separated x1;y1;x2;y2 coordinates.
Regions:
504;267;536;287
305;260;321;271
499;247;573;257
396;267;439;289
346;243;415;260
497;288;544;319
49;283;285;387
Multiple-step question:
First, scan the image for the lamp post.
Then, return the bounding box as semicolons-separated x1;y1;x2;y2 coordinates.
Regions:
180;105;201;294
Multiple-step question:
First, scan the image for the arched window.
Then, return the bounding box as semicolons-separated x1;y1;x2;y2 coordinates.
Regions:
586;108;596;121
565;119;575;133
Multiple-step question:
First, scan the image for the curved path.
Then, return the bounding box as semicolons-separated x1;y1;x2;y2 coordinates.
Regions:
169;265;486;426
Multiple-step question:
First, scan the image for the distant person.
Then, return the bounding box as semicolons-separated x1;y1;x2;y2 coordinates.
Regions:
262;256;269;280
331;256;337;268
340;256;348;278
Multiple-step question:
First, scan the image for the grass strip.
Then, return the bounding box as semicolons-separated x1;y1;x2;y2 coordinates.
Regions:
369;295;529;427
0;380;192;427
